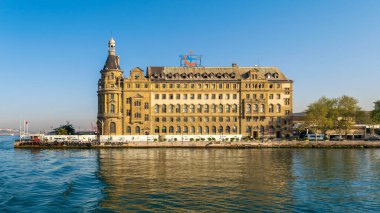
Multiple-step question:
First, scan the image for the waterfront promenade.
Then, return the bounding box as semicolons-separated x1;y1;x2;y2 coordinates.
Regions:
14;140;380;149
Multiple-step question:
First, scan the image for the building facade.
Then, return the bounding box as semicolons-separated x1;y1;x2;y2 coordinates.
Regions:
97;38;293;140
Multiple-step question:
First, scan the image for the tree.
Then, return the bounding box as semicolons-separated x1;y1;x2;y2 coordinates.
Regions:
335;95;361;138
54;124;76;135
370;100;380;135
305;97;336;141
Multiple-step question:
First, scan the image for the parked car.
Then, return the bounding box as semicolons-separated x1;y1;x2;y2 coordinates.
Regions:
364;136;380;141
331;135;344;141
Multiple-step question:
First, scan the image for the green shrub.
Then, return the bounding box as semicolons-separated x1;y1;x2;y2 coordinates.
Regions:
190;138;194;141
196;138;200;142
154;138;158;142
201;138;205;141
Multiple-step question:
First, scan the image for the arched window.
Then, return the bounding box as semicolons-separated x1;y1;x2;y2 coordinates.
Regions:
247;104;251;113
190;126;195;133
162;104;167;113
205;126;210;133
184;126;188;133
169;126;174;133
276;104;281;113
190;104;195;113
212;126;217;133
260;104;265;113
183;104;188;113
233;125;237;133
218;126;223;133
176;126;181;133
154;126;160;133
254;104;258;112
197;104;202;113
218;104;223;113
198;126;202;133
162;126;167;133
204;104;209;113
269;104;274;113
246;126;251;133
232;104;237;113
110;122;116;134
135;126;141;133
110;104;115;113
212;104;216;113
169;104;174;113
226;126;231;134
226;104;230;113
126;126;131;133
155;104;159;113
111;73;115;79
176;104;181;113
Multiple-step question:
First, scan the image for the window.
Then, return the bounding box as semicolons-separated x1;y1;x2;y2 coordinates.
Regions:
126;126;131;133
145;83;148;88
126;98;131;104
226;104;230;113
205;94;209;100
162;104;167;113
233;94;237;99
110;122;116;134
254;104;258;112
154;105;159;113
260;104;265;113
212;94;216;99
219;117;223;122
285;98;290;105
218;94;223;99
176;94;180;99
176;117;181;122
176;126;181;133
276;104;281;113
169;126;174;133
190;126;195;133
212;126;217;133
246;94;250;99
184;84;188;88
197;104;202;113
183;126;188;133
247;104;251;113
162;94;166;99
134;101;141;107
134;112;141;118
155;117;160;122
212;104;216;113
110;94;114;100
190;94;195;99
155;94;159;99
226;84;230;89
162;126;167;133
253;94;257;99
226;94;230;99
169;105;174;113
233;125;237;133
144;103;149;109
260;94;264;99
135;84;140;88
212;117;216;122
197;84;202;89
226;126;231;134
189;104;195;113
219;83;223;89
204;104;209;113
169;84;173;88
277;94;281;99
135;126;141;133
183;104;188;113
190;117;195;122
277;83;281;88
269;94;274;99
198;126;202;133
110;104;115;113
144;114;149;121
155;84;159;89
176;104;181;113
218;104;223;113
183;94;188;99
205;117;209;122
232;104;237;113
269;104;274;113
197;94;202;99
205;126;210;133
177;84;181;88
218;126;223;133
191;84;195;88
155;126;159;133
169;94;173;100
162;84;166;89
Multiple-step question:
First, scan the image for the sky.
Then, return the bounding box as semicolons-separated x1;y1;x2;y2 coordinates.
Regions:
0;0;379;132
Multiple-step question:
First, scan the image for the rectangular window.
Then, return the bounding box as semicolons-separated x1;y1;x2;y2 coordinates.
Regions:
219;117;223;122
176;94;180;99
212;94;216;99
197;84;202;89
226;84;230;89
246;94;250;99
162;94;166;99
212;84;216;89
155;94;159;99
155;84;159;89
218;94;223;99
269;94;273;99
126;110;131;116
135;84;140;88
183;94;187;99
144;83;148;88
162;84;166;89
176;117;181;122
184;84;188;88
253;94;257;99
205;84;209;89
190;94;195;99
197;94;202;99
260;94;264;99
169;84;173;88
226;94;230;99
233;94;237;99
144;114;149;121
277;83;281;89
177;84;181;88
184;117;188;122
126;98;131;104
219;83;223;89
169;94;173;100
212;117;216;122
277;94;281;99
155;117;160;122
162;117;166;122
233;84;237;89
205;117;209;122
205;94;209;100
191;84;194;88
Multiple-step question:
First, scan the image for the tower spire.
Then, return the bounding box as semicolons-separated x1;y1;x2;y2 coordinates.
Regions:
108;37;116;55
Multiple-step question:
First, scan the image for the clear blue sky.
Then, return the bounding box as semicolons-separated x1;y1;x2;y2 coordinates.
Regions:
1;0;379;132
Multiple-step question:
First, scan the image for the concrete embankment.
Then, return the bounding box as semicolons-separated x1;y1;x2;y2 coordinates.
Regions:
13;141;380;149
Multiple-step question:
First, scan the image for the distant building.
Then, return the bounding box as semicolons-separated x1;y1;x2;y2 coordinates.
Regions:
97;38;293;140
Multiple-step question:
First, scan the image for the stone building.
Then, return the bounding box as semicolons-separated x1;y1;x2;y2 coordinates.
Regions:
97;38;293;140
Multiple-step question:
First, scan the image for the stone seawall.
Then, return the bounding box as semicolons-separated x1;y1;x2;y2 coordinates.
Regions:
13;141;380;149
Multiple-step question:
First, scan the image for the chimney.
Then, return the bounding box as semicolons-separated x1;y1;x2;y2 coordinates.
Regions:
232;63;238;67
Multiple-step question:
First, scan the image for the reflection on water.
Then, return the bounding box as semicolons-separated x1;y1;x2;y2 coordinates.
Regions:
1;136;380;211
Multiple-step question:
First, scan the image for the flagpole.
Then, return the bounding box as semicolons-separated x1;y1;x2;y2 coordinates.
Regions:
26;121;28;136
19;120;22;142
23;120;26;139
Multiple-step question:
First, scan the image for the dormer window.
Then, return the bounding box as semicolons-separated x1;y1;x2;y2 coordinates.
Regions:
134;74;140;79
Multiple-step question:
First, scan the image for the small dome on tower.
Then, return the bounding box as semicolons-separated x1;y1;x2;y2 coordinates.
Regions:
109;37;115;44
